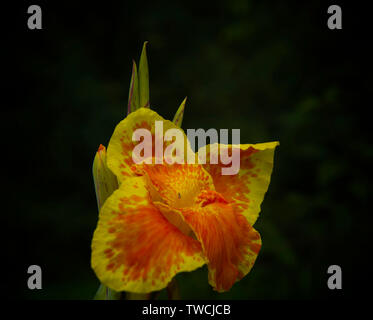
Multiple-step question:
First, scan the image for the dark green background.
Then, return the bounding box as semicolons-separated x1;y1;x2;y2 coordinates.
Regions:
5;0;370;299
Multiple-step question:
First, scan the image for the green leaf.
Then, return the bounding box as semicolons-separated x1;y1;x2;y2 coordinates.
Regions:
93;284;121;300
127;60;140;114
172;97;187;127
166;278;181;300
138;41;150;109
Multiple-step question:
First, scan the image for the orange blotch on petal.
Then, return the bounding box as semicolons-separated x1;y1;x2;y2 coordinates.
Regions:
203;145;257;208
180;190;261;292
199;142;278;226
104;205;202;283
142;163;215;209
91;176;206;293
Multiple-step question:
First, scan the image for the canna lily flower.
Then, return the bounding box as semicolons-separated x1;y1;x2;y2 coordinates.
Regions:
91;42;279;295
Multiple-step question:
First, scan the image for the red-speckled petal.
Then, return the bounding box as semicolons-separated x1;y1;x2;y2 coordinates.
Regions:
91;176;205;293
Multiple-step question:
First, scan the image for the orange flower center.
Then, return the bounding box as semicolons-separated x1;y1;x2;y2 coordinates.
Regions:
137;163;230;237
195;189;228;207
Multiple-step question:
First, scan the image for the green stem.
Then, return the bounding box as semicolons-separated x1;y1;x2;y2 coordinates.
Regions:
125;290;161;300
166;278;181;300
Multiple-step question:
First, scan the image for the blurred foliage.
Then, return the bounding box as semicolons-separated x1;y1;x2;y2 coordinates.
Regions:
6;0;370;299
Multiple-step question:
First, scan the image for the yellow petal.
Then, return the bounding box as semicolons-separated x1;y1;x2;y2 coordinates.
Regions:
139;161;262;292
91;176;205;293
198;141;279;225
179;199;262;292
106;107;194;182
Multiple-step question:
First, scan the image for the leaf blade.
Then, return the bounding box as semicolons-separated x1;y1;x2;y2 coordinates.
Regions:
127;60;140;114
172;97;187;127
138;41;150;109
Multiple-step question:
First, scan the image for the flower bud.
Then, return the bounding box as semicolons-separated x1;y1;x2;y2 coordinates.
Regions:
92;144;118;210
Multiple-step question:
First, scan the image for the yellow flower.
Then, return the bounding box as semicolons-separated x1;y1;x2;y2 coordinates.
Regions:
91;43;279;295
